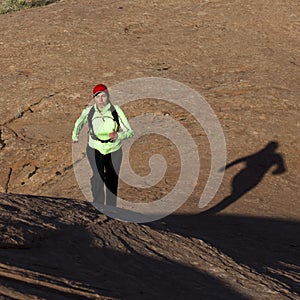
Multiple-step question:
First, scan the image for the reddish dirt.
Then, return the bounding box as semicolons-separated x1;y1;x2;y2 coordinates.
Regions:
0;0;299;299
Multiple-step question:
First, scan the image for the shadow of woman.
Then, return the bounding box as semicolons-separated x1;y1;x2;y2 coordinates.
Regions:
202;141;287;215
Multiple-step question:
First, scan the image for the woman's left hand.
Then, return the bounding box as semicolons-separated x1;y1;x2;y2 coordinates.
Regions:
109;129;118;141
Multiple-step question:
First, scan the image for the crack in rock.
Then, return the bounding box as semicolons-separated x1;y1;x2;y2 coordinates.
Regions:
0;129;6;150
5;168;12;193
0;90;64;127
28;166;39;179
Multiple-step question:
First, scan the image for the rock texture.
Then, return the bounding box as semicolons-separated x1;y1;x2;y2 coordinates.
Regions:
0;0;299;299
0;193;299;299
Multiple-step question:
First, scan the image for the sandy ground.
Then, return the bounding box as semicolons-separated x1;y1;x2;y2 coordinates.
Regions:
0;0;299;299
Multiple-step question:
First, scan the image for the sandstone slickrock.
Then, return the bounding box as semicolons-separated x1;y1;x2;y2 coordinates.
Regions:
0;0;299;299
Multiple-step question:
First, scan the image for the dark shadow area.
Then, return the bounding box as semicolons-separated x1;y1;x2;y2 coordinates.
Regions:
203;141;287;215
154;214;300;296
150;142;299;295
0;194;248;300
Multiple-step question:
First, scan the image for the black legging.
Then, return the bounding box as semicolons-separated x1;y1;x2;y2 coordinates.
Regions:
86;145;123;206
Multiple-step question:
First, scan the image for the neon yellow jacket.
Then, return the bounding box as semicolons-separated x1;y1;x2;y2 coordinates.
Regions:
72;103;134;155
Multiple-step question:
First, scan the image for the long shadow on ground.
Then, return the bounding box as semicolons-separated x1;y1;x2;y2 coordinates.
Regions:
148;140;299;296
203;141;287;215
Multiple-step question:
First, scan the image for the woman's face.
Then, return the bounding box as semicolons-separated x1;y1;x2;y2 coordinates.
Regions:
95;92;108;109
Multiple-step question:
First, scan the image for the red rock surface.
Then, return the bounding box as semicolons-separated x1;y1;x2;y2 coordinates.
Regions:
0;0;299;299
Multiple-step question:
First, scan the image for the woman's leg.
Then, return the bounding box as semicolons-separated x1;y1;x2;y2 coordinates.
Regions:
104;148;123;206
86;146;105;204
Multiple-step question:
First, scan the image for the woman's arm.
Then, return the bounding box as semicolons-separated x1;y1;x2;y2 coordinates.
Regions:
72;106;90;142
115;106;134;141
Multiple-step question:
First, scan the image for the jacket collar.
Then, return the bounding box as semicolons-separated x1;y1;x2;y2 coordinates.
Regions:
94;102;111;113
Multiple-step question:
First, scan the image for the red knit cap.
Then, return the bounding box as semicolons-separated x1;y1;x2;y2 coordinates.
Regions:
93;84;108;96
